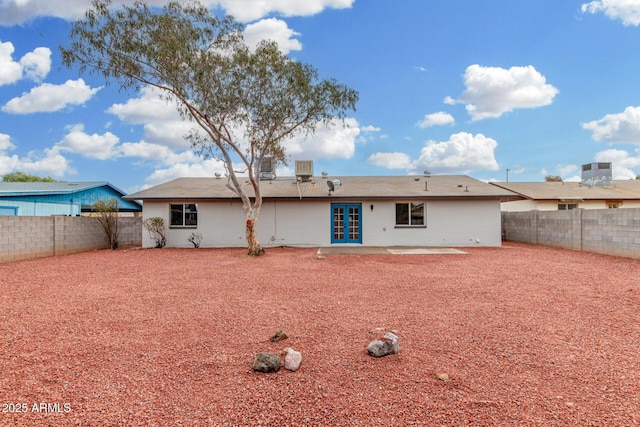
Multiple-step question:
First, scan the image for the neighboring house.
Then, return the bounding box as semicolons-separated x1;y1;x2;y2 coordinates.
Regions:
125;174;518;248
491;180;640;212
0;182;142;216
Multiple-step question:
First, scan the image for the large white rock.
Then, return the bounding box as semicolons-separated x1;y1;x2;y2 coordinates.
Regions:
283;347;302;372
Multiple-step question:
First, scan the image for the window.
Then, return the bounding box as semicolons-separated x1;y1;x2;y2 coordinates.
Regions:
607;201;622;209
395;202;425;226
557;203;577;210
170;203;198;227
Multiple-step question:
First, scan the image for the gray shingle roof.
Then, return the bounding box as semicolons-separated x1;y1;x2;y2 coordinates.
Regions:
125;175;519;201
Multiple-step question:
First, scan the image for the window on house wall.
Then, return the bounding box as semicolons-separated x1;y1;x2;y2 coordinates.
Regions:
170;203;198;227
395;202;425;226
557;203;577;210
607;201;622;209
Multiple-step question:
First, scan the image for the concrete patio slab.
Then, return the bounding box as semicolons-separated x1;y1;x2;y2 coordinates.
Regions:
316;246;467;255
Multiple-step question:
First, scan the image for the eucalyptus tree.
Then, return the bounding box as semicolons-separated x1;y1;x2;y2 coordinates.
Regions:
62;0;358;256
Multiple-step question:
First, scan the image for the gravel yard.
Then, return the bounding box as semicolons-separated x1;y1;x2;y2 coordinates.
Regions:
1;243;639;426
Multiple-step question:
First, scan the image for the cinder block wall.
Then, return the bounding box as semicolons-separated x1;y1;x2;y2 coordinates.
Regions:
0;216;142;263
0;216;55;262
581;208;640;259
502;208;640;259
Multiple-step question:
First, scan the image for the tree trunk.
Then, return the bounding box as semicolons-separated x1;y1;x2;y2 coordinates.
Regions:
246;219;264;256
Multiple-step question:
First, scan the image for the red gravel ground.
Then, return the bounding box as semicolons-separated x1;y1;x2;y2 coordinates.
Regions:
1;242;639;426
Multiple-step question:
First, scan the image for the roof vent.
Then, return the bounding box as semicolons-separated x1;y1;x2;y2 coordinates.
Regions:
295;160;313;182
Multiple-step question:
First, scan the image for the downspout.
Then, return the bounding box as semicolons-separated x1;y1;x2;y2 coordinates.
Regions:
296;179;302;200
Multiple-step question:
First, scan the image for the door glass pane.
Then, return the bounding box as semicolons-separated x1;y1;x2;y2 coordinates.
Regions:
333;207;344;240
349;207;359;240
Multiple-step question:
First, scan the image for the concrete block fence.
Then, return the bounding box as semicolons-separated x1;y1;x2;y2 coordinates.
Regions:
0;216;142;263
502;208;640;259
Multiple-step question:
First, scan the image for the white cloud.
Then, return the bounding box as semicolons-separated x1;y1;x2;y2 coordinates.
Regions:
283;117;360;160
582;106;640;144
107;87;194;149
412;132;500;173
0;133;16;152
448;64;559;121
0;40;50;86
56;124;120;160
357;125;382;144
15;148;72;177
367;132;499;174
564;175;582;182
595;148;640;179
417;111;455;128
119;141;175;161
119;141;201;165
216;0;355;22
244;18;302;54
556;164;578;176
19;47;51;81
581;0;640;26
368;152;412;169
0;134;71;177
2;79;100;114
0;0;354;25
0;41;21;84
142;158;229;187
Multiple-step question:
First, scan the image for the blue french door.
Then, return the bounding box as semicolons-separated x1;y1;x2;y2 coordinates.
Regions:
331;203;362;244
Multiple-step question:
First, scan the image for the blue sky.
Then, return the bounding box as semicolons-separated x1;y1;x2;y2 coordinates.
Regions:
1;0;640;192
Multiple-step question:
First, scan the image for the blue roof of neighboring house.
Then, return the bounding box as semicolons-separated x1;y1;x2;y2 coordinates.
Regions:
0;182;142;212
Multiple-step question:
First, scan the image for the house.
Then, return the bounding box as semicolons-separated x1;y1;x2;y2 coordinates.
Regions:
125;174;518;248
490;180;640;212
0;182;143;216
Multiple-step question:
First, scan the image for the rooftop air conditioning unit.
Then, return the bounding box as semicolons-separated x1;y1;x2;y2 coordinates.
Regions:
260;157;277;180
295;160;313;182
581;162;612;182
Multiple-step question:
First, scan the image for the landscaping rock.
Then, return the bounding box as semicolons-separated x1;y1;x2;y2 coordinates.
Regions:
435;373;449;382
367;332;400;358
270;329;288;342
283;347;302;372
252;352;280;373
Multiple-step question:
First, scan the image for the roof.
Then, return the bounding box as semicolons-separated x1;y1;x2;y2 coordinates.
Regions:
490;180;640;201
125;175;519;201
0;181;119;196
0;181;142;211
